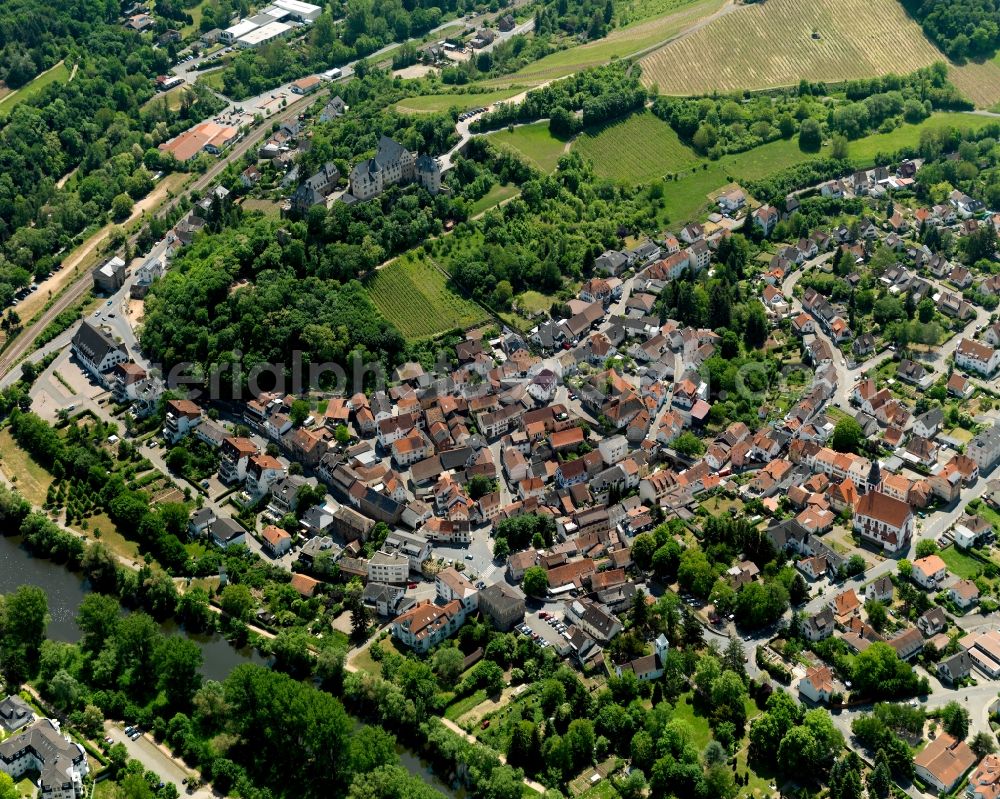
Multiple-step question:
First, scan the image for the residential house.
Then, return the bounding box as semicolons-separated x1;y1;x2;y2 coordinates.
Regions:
956;338;1000;376
0;718;90;799
0;696;33;734
162;399;202;444
950;579;980;609
92;255;126;293
938;650;973;685
261;524;292;557
207;518;246;549
392;600;467;652
918;606;948;637
968;426;1000;473
888;627;924;661
913;733;976;794
798;665;834;704
912;554;948;589
564;598;622;644
804;607;835;641
368;550;409;584
435;567;479;612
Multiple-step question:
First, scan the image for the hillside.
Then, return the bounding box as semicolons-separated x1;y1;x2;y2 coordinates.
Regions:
638;0;945;94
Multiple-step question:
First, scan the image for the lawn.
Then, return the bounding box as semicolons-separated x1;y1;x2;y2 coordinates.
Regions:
487;122;568;173
196;69;227;93
670;693;712;749
939;545;985;580
142;85;191;113
576;781;620;799
0;429;53;506
0;61;70;117
395;87;524;114
639;0;944;95
574;110;699;183
366;255;488;340
517;290;558;314
350;637;405;675
15;778;36;799
469;183;520;215
74;512;144;563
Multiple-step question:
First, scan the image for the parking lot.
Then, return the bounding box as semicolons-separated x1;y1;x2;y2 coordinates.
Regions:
431;525;499;584
520;609;569;651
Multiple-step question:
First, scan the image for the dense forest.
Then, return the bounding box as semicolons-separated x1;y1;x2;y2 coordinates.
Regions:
470;61;648;134
0;0;120;88
139;213;406;393
902;0;1000;60
443;146;656;302
0;20;223;305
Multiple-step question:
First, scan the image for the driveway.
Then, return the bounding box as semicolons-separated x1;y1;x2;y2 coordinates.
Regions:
105;723;216;798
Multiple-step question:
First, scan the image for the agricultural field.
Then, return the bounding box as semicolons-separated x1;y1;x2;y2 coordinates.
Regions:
487;122;568;173
949;59;1000;110
573;110;699;183
483;0;724;87
366;255;488;340
639;0;944;95
0;60;70;116
394;87;523;114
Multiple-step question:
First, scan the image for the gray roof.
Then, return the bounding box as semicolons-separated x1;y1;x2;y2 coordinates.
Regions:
0;719;87;791
0;695;33;733
72;321;126;366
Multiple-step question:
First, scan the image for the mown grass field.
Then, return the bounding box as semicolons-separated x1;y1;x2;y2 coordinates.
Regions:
487;121;568;172
844;111;997;162
574;110;699;183
395;87;524;114
483;0;723;87
639;0;944;94
469;183;519;215
196;68;227;93
0;60;70;116
367;255;488;340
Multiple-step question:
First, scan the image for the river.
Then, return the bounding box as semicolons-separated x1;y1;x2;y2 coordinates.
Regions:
0;534;460;797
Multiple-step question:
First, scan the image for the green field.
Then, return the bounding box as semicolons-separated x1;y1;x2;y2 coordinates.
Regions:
488;122;568;173
939;545;986;580
395;87;523;114
670;693;712;749
574;110;699;183
196;68;227;93
367;256;488;340
469;183;520;215
843;111;998;162
0;60;70;116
